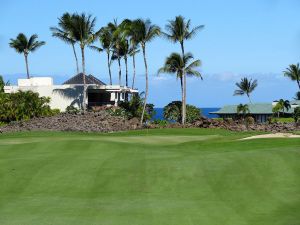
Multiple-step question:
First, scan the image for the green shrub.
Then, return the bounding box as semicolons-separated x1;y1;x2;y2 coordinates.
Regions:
107;107;128;117
245;116;255;125
118;93;155;121
271;117;294;123
0;75;4;93
152;119;169;127
66;105;79;114
0;91;52;123
163;101;201;123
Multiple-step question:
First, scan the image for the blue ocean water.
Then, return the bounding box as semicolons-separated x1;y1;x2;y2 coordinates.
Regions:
153;108;220;120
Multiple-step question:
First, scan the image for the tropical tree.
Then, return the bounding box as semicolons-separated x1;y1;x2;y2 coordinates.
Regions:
94;26;113;84
236;104;250;119
163;15;204;124
163;101;201;123
129;45;140;89
108;20;126;85
69;13;96;112
273;99;291;117
130;19;160;124
283;63;300;90
158;52;202;124
234;77;258;103
9;33;45;79
50;13;79;74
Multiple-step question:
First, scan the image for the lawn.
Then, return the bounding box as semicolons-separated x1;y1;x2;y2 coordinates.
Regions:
0;129;299;225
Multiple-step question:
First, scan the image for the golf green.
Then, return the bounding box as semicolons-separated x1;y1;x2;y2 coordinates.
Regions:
0;129;299;225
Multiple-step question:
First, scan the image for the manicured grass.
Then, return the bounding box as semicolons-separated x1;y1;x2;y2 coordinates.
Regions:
0;129;299;225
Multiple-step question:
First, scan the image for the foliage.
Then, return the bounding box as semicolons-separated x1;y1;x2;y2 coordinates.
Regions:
245;116;255;125
9;33;45;79
236;104;249;118
294;107;300;122
66;105;79;114
271;117;295;123
163;101;201;123
272;99;291;117
151;119;169;127
283;63;300;89
234;77;258;103
107;107;127;118
0;91;53;123
119;93;155;121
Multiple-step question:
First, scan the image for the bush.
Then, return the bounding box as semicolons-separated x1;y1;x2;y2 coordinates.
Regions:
163;101;201;123
152;119;169;127
66;105;79;114
118;93;155;121
245;116;255;125
107;107;128;117
0;75;4;93
271;117;294;123
0;91;52;123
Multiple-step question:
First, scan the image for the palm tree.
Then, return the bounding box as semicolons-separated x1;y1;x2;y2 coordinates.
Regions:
9;33;45;79
158;52;202;118
95;26;113;85
295;91;300;100
69;13;96;112
283;63;300;90
234;77;258;103
121;19;141;89
108;20;125;86
236;104;249;119
130;19;160;124
128;45;140;89
50;13;79;74
163;15;204;124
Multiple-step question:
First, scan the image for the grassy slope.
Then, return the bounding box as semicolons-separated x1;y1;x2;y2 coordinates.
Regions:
0;129;299;225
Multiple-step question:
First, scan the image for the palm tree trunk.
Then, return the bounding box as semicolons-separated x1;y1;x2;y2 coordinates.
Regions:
180;42;186;125
248;95;252;104
297;80;300;90
118;56;122;85
81;46;87;112
132;54;136;89
140;45;148;125
72;43;79;74
24;54;30;79
125;55;128;87
107;50;112;85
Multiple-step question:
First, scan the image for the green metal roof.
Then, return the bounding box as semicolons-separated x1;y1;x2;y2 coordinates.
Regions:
211;101;300;115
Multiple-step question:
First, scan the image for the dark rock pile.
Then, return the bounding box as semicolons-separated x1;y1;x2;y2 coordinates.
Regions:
148;117;300;133
0;112;141;133
191;117;300;132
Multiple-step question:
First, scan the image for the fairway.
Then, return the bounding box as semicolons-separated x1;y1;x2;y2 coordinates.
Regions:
0;129;299;225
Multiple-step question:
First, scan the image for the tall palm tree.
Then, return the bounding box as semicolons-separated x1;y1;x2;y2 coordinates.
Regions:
50;13;79;74
283;63;300;90
9;33;45;79
121;19;141;89
95;26;113;85
131;19;160;124
236;104;250;119
234;77;258;103
108;20;125;85
158;52;202;118
163;15;204;124
128;45;140;89
69;13;96;112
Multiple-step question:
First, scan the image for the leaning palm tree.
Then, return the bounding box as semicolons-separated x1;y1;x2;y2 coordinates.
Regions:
131;19;160;124
9;33;45;79
234;77;258;103
283;63;300;90
163;15;204;124
50;13;79;74
69;13;96;112
158;52;202;122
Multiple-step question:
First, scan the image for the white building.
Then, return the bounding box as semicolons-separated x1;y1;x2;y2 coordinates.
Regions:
4;73;138;111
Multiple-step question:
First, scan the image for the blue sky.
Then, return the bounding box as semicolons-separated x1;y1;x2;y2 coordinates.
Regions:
1;0;300;107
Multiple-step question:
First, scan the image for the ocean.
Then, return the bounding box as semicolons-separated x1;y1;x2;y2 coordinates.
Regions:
153;108;220;120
